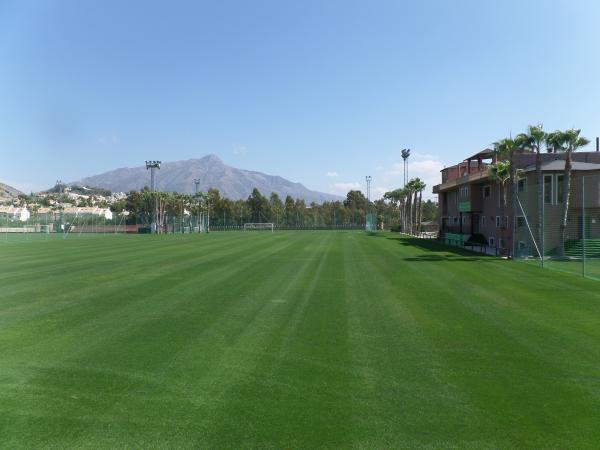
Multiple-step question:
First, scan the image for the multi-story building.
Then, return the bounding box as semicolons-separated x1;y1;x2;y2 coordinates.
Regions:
433;141;600;256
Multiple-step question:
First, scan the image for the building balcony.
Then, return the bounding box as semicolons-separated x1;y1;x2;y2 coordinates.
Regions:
433;170;490;194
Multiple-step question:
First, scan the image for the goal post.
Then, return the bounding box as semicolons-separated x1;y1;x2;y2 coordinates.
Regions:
243;222;274;232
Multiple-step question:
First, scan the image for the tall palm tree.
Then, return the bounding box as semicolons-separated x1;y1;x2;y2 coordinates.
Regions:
403;184;411;234
545;131;562;154
517;125;547;250
411;178;426;234
406;179;418;234
488;159;511;253
493;137;524;255
549;129;590;256
400;188;409;233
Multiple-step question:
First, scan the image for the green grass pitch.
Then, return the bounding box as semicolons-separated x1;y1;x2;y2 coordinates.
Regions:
2;231;600;448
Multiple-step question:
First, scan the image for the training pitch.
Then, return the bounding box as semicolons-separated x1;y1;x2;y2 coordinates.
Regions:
2;231;600;448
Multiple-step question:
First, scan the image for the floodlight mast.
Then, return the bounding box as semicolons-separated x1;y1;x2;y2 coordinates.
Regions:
145;161;161;233
365;175;372;231
401;149;411;187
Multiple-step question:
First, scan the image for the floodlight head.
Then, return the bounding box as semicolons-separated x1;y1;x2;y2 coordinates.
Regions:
145;160;162;169
365;175;372;182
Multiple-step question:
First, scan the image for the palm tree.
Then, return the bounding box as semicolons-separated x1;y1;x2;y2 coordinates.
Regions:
405;179;417;234
399;186;410;233
549;129;590;256
517;125;547;250
546;131;562;154
488;159;511;253
493;137;524;256
411;178;426;235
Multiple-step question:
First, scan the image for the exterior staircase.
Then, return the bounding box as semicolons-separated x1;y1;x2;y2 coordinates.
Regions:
559;239;600;258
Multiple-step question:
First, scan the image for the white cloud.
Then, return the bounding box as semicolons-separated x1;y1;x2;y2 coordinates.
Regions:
326;171;339;177
329;182;360;195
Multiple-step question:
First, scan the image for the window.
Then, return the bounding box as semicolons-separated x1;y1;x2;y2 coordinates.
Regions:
459;185;470;198
453;216;458;225
498;238;504;249
517;216;526;227
496;216;501;227
556;174;564;203
483;185;491;198
489;236;495;247
461;215;467;225
544;175;553;204
518;178;527;193
481;215;486;227
505;216;509;228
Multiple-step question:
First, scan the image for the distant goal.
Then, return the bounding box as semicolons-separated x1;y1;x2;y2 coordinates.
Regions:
243;222;274;232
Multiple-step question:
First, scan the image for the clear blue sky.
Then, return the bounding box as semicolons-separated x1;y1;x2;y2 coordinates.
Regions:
1;0;599;199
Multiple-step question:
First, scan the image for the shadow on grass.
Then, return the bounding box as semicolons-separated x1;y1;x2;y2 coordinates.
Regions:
370;233;495;262
402;254;493;262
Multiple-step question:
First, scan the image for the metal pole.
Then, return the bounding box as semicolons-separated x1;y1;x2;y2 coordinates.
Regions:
146;161;162;233
582;176;586;277
365;175;372;230
541;177;545;268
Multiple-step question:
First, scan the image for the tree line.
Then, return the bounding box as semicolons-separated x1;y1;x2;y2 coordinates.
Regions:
383;178;428;234
111;186;437;230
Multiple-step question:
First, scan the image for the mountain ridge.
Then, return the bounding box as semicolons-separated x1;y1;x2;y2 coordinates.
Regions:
72;154;342;203
0;182;25;199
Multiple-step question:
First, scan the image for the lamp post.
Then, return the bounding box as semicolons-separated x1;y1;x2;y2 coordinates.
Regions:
145;160;161;233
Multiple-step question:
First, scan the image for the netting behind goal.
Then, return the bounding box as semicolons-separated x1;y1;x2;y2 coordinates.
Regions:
243;222;274;232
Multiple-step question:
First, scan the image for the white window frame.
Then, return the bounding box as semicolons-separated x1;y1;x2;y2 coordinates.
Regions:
481;215;486;227
496;216;501;228
555;174;564;204
498;238;504;249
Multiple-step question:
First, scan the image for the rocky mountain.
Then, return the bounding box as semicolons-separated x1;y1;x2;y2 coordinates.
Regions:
73;154;341;203
0;182;25;199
